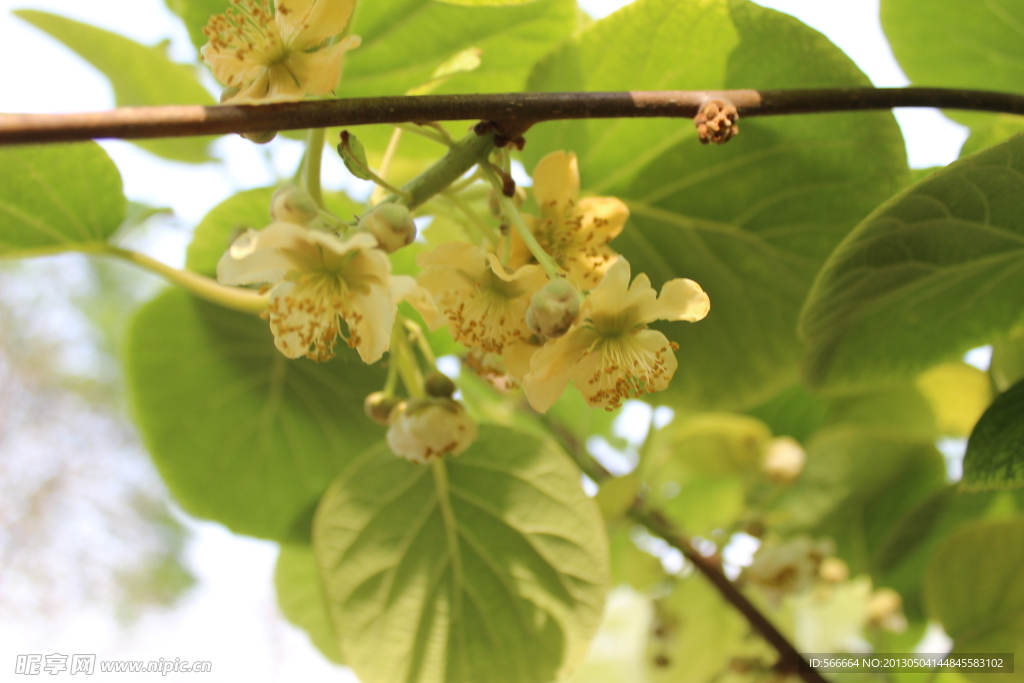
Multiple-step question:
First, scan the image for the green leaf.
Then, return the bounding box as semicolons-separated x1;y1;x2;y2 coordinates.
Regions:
992;328;1024;392
125;289;386;541
341;0;577;182
881;0;1024;149
313;426;608;683
526;0;908;409
916;362;992;438
435;0;540;6
776;427;946;575
0;143;125;255
800;134;1024;391
185;187;363;277
338;131;374;181
275;544;344;664
925;518;1024;679
14;10;215;163
745;384;827;444
963;378;1024;491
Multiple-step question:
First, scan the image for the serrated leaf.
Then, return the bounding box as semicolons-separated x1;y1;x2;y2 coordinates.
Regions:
125;289;386;541
0;143;125;255
881;0;1024;150
800;134;1024;391
275;544;345;664
313;426;608;683
338;131;374;181
963;378;1024;491
526;0;908;409
15;10;215;163
925;519;1024;681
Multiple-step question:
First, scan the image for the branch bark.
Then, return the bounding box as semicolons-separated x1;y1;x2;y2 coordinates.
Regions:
630;505;830;683
2;87;1023;145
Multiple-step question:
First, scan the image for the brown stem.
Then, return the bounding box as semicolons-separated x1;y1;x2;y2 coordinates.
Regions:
2;87;1023;145
630;504;829;683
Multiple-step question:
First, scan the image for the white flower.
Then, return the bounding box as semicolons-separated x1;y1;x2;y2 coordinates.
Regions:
386;398;477;464
762;436;806;483
217;222;434;363
201;0;360;104
523;257;709;412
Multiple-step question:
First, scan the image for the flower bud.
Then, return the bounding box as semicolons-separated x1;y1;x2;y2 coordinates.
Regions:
424;371;457;399
270;185;320;226
386;398;477;464
364;391;401;426
357;203;416;253
818;557;849;583
761;436;806;483
241;130;278;144
526;279;581;339
867;588;907;633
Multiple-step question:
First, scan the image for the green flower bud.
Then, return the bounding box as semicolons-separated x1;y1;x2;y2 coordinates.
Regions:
364;391;401;426
424;371;457;398
526;279;581;340
270;185;320;226
386;397;477;464
357;203;417;253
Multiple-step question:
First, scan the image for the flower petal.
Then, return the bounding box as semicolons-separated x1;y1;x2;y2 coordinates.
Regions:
532;151;580;217
641;278;711;324
216;222;310;285
284;35;360;97
522;326;597;413
391;275;439;330
277;0;357;47
577;196;628;242
348;276;397;364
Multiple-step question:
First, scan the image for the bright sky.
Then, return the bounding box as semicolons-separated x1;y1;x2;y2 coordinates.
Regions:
0;0;970;680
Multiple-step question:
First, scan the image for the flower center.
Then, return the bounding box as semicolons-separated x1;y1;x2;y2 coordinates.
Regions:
203;0;285;74
581;334;679;409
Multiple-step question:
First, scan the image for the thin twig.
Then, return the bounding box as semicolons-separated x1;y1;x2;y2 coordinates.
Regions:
630;504;829;683
2;88;1024;145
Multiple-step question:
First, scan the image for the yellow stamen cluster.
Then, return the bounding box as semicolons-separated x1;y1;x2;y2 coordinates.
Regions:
582;338;680;410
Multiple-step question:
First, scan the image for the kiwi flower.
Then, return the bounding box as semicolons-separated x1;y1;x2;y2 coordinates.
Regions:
217;222;434;363
523;258;709;411
201;0;360;104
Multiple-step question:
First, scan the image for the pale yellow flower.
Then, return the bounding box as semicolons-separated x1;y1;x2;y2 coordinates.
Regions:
510;151;629;290
417;242;548;354
201;0;360;104
217;222;434;363
522;258;709;412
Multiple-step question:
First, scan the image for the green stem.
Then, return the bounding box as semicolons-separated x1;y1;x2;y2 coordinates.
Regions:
370;127;404;205
6;242;267;314
393;129;498;210
481;164;561;278
106;246;268;313
394;122;451;146
404;319;437;367
392;321;426;399
304;128;326;208
441;192;499;247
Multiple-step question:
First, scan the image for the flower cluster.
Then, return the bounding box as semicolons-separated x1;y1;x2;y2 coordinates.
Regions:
201;0;360;104
417;151;709;412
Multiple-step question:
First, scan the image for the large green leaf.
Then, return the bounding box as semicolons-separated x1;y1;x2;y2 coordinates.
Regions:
14;10;215;163
881;0;1024;151
963;378;1024;491
313;426;608;683
275;544;345;664
125;289;386;541
800;134;1024;391
925;519;1024;682
526;0;908;409
0;143;125;255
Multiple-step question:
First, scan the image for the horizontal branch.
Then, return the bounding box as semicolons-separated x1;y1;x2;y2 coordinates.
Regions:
2;87;1023;145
